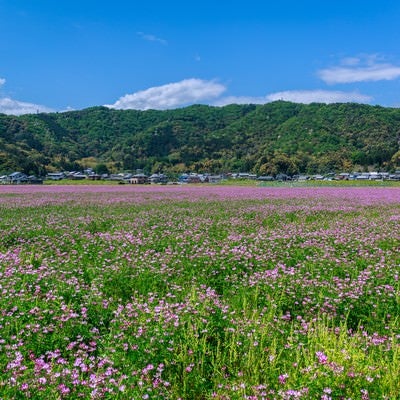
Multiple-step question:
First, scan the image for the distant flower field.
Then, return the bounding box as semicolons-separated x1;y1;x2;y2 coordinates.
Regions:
0;185;399;399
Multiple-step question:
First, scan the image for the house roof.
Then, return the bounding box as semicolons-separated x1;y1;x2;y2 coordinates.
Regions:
9;171;25;177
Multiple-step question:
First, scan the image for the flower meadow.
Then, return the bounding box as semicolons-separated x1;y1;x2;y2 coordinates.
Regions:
0;185;399;399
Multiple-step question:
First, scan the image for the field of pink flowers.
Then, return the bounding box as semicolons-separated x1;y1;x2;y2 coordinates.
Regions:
0;185;399;399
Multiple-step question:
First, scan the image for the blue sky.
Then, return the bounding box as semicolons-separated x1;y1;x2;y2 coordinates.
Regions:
1;0;400;115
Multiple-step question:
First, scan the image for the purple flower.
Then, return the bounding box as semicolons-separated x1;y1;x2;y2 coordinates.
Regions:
316;351;328;364
279;373;289;384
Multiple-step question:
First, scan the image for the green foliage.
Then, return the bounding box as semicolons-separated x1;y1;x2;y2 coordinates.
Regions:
1;101;400;174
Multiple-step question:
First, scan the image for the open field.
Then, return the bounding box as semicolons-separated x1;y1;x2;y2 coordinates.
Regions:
0;185;399;399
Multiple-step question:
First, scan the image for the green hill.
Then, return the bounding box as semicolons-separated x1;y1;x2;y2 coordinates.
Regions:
1;101;400;175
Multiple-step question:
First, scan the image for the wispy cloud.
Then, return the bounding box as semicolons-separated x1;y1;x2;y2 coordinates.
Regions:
137;31;167;45
265;90;372;104
106;79;226;110
0;97;53;115
215;90;372;106
213;95;268;106
318;55;400;84
0;77;54;115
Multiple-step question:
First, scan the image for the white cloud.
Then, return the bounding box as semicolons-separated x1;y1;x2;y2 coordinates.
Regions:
318;56;400;84
106;79;227;110
0;97;54;115
0;77;54;115
137;32;167;45
214;95;268;106
215;90;372;106
265;90;372;104
341;57;361;66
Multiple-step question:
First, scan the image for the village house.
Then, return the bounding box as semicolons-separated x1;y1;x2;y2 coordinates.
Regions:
47;172;65;180
87;174;102;181
0;172;42;184
129;173;149;184
0;175;8;184
206;175;223;183
8;172;28;184
149;173;168;184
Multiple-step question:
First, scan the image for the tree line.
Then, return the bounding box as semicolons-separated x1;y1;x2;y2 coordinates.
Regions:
1;101;400;176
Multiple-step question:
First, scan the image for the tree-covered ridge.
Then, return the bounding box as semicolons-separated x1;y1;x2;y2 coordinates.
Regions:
0;101;400;175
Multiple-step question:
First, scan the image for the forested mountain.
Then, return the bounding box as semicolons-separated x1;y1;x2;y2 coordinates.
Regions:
1;101;400;176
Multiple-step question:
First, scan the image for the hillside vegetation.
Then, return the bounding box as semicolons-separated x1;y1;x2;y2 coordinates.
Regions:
1;101;400;175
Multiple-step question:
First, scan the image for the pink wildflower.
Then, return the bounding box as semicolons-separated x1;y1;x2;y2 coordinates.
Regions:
279;373;288;384
316;351;328;364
